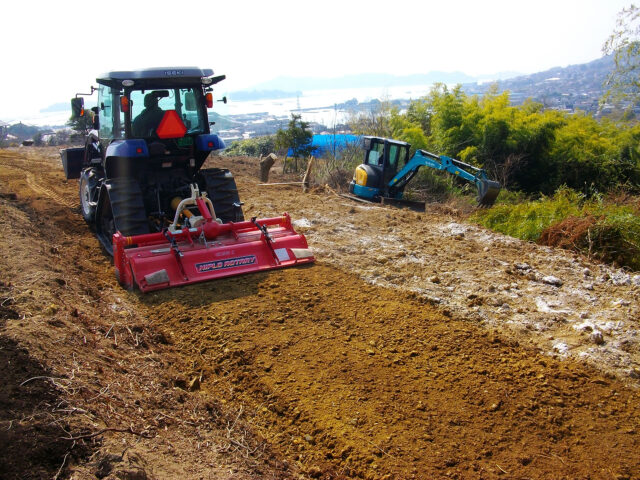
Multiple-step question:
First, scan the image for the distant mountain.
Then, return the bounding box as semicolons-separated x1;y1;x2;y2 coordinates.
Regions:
228;90;302;101
40;102;70;113
462;56;614;113
251;72;480;91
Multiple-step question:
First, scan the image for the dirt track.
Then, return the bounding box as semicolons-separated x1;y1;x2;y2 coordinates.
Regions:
1;148;639;479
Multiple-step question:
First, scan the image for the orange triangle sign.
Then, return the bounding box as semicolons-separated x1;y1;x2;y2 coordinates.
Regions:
156;110;187;139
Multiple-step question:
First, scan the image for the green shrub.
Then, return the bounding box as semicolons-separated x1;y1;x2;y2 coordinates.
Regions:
223;136;276;157
472;187;582;241
472;188;640;270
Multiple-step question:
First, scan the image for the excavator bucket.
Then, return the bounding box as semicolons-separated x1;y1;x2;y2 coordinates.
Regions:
113;211;314;292
476;179;501;207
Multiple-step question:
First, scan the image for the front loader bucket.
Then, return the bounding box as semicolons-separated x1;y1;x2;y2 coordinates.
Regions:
113;213;314;292
476;179;501;207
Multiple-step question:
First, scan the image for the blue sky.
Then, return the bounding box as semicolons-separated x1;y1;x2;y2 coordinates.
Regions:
1;0;633;120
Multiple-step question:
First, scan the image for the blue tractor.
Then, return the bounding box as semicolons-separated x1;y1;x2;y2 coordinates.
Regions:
60;67;244;255
349;136;501;208
60;67;314;291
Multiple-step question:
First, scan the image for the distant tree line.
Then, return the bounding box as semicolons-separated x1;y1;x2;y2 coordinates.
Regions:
350;83;640;196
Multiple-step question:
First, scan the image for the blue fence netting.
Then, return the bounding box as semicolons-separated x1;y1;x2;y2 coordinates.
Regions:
287;134;362;157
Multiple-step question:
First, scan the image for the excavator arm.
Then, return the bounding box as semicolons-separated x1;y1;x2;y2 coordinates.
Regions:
389;150;501;207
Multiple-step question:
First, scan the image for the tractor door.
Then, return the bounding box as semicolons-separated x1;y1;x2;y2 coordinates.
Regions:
98;85;124;141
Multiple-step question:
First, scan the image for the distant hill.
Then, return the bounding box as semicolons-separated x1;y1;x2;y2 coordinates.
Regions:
462;55;614;113
40;102;70;113
251;72;480;91
229;90;302;101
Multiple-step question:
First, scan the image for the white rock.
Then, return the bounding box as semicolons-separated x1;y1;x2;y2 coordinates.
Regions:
293;218;312;228
610;272;631;286
612;299;631;307
574;321;594;332
542;275;563;286
553;342;569;354
591;330;605;345
536;298;553;313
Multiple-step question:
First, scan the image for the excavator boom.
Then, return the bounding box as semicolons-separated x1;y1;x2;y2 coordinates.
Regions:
390;150;501;207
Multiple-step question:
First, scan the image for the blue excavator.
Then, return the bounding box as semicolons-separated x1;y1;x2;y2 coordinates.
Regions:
348;136;501;208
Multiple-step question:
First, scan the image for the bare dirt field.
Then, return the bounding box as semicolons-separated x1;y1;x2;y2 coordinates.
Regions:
1;147;639;480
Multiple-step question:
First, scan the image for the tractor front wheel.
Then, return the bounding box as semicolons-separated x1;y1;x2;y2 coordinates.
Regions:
79;169;99;223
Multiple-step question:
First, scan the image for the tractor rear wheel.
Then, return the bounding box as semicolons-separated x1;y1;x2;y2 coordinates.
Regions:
95;189;116;255
200;168;245;223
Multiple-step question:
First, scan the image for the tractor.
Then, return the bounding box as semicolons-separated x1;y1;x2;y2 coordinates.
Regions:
61;67;313;292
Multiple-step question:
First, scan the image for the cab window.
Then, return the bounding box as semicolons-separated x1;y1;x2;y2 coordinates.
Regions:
366;140;385;166
98;86;123;139
387;144;400;174
129;88;206;138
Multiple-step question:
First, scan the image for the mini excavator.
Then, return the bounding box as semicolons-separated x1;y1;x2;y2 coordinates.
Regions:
349;136;501;208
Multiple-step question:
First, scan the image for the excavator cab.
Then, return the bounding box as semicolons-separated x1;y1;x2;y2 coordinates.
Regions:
349;137;410;200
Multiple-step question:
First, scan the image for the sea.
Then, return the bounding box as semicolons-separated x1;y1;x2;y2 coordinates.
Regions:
9;84;436;130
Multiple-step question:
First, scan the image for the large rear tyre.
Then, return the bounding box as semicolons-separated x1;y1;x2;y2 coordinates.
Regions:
79;169;99;223
95;189;116;256
95;179;150;256
200;168;245;223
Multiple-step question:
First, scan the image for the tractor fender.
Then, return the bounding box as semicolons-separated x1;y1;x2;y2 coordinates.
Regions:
195;134;226;152
104;140;149;178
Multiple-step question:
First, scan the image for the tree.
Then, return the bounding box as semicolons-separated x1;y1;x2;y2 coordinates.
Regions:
275;114;313;172
348;97;394;138
224;135;276;157
602;4;640;105
33;132;44;147
67;109;94;134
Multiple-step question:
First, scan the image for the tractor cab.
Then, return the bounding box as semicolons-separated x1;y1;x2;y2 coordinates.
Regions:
349;136;410;200
96;84;210;142
65;68;228;181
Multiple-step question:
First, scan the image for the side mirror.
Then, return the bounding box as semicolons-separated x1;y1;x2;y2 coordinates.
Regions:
218;96;227;105
71;97;84;118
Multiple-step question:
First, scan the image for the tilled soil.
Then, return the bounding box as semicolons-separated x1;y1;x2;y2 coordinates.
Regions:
0;148;639;480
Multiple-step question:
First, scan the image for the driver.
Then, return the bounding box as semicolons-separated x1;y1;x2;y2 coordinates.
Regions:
132;93;165;137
